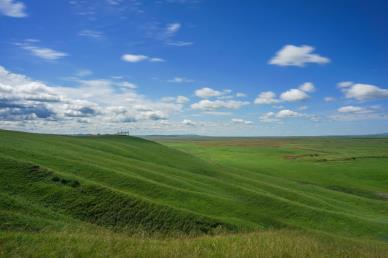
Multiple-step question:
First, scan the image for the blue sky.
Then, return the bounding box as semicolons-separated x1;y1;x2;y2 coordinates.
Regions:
0;0;388;136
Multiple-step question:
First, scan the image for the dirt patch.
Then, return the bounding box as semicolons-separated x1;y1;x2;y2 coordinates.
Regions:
284;154;319;160
315;155;388;162
377;192;388;200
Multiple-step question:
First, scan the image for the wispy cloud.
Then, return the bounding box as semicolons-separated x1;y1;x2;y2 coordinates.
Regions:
191;99;249;111
121;54;165;63
168;77;194;83
337;105;373;114
16;40;68;60
75;69;93;77
167;41;193;47
143;21;194;47
78;29;104;39
165;22;181;37
232;118;253;125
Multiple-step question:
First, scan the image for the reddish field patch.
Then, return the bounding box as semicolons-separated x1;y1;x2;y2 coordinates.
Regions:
194;139;290;148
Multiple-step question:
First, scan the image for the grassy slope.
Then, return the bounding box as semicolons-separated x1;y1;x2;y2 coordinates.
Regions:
2;229;388;258
1;130;388;257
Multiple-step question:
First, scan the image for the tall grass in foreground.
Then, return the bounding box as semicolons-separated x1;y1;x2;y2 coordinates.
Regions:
1;229;387;258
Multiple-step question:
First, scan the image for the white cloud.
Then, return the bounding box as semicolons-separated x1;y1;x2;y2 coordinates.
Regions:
337;81;353;88
119;81;137;89
259;109;302;122
121;54;148;63
275;109;301;118
203;111;232;116
162;95;189;104
176;95;189;104
254;91;278;104
168;77;194;83
331;105;386;121
0;66;183;128
269;45;330;67
106;0;123;5
16;40;67;60
255;82;314;105
78;29;104;39
191;99;248;111
324;96;335;102
76;69;93;77
340;83;388;101
259;112;279;123
195;87;222;98
149;57;165;62
236;92;246;98
182;119;195;126
167;41;193;47
0;0;26;17
165;0;199;4
121;54;165;63
299;82;315;93
166;23;181;36
231;118;253;125
280;88;309;102
337;105;372;114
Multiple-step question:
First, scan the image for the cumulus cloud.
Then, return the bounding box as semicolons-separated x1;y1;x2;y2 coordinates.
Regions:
0;0;26;17
299;82;315;93
254;91;278;104
16;40;68;60
191;99;248;111
195;87;223;98
182;119;195;126
259;112;279;123
255;83;314;105
0;66;183;130
176;95;189;104
339;82;388;101
269;45;330;67
121;54;165;63
259;109;302;123
280;89;309;102
275;109;301;118
231;118;253;125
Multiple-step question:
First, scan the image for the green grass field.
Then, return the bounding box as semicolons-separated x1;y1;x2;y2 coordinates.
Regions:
1;130;388;257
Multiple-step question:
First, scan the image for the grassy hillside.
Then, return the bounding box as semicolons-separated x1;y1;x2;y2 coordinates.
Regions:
1;130;388;257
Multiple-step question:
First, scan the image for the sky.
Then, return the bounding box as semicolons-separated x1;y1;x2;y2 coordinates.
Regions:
0;0;388;136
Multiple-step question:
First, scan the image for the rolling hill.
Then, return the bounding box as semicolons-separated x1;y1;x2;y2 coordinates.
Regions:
1;130;388;257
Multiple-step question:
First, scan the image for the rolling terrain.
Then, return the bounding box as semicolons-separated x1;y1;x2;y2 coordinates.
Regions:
1;130;388;257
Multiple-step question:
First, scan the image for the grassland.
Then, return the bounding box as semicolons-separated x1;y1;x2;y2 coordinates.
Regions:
1;130;388;257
